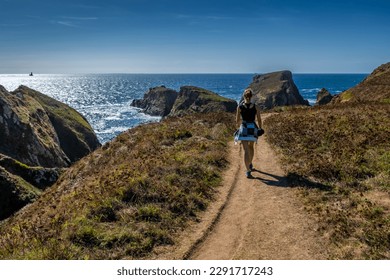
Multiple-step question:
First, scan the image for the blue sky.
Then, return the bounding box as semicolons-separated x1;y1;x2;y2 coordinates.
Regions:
1;0;389;73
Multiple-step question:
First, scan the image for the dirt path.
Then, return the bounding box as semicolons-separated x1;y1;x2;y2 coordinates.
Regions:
190;133;327;260
154;116;328;260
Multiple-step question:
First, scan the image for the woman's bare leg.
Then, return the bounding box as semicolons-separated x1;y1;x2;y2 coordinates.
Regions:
242;141;252;172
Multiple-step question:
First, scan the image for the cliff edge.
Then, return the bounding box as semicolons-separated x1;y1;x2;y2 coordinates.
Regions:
0;85;100;220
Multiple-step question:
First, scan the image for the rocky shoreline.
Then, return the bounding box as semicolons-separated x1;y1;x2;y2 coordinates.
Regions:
0;70;310;221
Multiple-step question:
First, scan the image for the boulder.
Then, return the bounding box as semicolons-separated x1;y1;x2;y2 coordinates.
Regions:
168;86;237;117
131;86;178;117
332;62;390;103
315;88;333;106
0;85;100;167
131;85;237;117
246;70;309;109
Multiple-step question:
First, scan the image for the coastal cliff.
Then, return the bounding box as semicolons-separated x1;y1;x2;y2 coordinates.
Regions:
0;85;100;167
247;70;309;109
131;86;178;117
0;85;100;220
131;85;237;117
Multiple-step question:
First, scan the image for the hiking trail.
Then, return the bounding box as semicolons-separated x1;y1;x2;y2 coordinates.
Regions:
153;114;328;260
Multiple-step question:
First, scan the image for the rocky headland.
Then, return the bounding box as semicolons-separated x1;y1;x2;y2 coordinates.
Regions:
246;70;309;109
0;85;100;220
131;85;237;117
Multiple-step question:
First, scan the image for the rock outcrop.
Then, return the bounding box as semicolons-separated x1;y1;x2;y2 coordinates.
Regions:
131;86;178;117
169;86;237;117
13;86;101;163
332;62;390;103
0;85;100;220
0;85;100;168
0;153;61;220
131;85;237;117
0;154;62;190
246;71;309;109
315;88;333;106
0;167;41;221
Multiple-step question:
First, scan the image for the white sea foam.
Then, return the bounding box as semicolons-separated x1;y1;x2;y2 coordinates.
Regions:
97;126;134;135
301;88;322;93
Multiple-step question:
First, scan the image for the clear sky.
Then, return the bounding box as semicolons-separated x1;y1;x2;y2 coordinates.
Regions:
1;0;389;74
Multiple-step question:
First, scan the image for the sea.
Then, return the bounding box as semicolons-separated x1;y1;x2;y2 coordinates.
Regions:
0;73;367;143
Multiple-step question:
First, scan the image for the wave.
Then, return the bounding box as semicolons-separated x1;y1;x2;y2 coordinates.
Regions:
301;88;322;93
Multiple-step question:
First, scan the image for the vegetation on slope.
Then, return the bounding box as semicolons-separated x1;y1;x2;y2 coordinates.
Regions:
0;112;235;259
265;103;390;259
0;167;41;221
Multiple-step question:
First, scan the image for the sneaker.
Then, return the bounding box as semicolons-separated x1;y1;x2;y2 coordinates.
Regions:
246;171;252;178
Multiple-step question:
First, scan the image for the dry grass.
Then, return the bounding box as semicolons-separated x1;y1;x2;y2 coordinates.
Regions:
264;102;390;259
0;112;235;259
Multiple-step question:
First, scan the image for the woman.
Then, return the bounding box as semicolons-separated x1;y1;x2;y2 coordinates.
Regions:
235;88;262;178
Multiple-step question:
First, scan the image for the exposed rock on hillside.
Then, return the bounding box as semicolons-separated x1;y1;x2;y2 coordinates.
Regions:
247;71;309;109
0;154;62;190
0;85;100;167
0;86;68;167
169;86;237;117
131;86;237;117
0;167;41;221
0;85;99;221
13;86;101;163
131;86;178;117
0;154;60;220
316;88;333;106
332;62;390;103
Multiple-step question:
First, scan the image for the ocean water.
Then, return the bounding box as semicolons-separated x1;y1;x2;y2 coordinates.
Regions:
0;73;367;143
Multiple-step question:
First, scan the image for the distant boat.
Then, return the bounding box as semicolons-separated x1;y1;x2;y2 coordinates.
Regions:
29;72;33;76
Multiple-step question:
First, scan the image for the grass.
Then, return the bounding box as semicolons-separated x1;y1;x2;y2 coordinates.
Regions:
264;102;390;259
0;112;235;259
340;90;353;101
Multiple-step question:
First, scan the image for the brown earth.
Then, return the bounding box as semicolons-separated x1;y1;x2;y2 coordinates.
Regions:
154;114;328;260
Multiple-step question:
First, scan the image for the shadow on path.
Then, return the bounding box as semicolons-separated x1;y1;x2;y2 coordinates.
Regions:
249;169;289;187
249;169;332;191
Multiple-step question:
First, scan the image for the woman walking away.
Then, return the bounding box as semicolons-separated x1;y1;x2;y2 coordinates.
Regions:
235;88;262;178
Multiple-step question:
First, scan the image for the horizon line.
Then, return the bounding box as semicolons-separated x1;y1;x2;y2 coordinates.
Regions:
0;72;370;75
